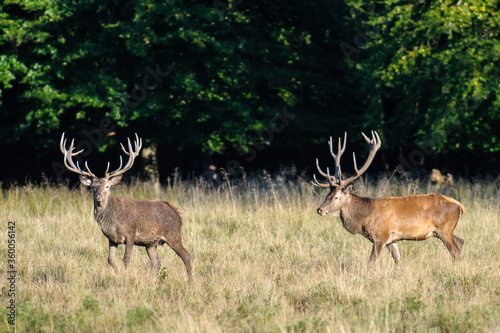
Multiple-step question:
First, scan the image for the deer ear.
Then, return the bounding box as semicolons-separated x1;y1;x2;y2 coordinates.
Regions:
342;184;354;194
108;175;123;186
79;176;92;187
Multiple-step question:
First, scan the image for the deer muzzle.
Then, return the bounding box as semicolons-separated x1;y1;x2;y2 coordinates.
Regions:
317;207;327;216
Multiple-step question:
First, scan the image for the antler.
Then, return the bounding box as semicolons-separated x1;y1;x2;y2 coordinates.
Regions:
105;133;142;178
341;131;381;187
312;133;347;187
312;131;381;188
60;133;97;178
60;133;143;179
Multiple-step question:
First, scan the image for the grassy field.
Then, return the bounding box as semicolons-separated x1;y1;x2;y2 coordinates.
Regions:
1;170;499;332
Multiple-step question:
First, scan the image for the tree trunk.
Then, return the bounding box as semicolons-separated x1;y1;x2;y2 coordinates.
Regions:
141;143;160;195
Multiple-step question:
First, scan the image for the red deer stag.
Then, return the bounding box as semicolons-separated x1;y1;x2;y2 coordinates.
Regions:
313;131;465;266
60;133;192;280
430;169;454;187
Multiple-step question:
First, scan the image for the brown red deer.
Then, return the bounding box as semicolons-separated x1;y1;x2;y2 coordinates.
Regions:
60;133;192;280
313;131;465;265
430;168;454;187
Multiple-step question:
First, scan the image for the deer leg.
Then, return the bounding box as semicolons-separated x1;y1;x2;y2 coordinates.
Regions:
368;241;384;267
386;243;400;264
165;236;192;281
146;246;162;273
437;233;460;260
453;235;464;255
108;239;119;273
123;235;136;269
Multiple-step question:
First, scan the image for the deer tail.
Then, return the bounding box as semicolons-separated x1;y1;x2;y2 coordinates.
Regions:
444;197;465;215
164;201;183;218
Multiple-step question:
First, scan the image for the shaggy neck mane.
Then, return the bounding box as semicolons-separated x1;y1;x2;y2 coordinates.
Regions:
94;195;117;222
340;193;373;235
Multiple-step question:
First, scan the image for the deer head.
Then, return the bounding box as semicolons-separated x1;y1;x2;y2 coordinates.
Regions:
60;133;143;207
313;131;381;216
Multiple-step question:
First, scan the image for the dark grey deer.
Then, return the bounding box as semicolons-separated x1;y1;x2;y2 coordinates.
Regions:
60;133;192;280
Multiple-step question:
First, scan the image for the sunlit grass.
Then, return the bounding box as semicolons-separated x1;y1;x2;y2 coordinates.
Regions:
1;171;499;332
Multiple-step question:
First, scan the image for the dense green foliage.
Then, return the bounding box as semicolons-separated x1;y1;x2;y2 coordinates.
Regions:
349;1;500;154
1;0;499;179
0;0;349;151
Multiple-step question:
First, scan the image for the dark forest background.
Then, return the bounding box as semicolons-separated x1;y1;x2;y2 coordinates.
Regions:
1;0;499;184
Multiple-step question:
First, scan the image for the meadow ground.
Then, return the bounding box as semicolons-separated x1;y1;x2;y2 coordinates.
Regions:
1;170;499;332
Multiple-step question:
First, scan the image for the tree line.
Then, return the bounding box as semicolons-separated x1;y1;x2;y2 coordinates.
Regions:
1;0;498;182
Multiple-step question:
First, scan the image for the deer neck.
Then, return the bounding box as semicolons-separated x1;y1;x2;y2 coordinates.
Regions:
339;193;372;235
93;195;116;217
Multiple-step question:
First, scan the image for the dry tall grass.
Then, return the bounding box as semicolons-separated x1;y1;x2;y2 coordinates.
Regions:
1;171;499;332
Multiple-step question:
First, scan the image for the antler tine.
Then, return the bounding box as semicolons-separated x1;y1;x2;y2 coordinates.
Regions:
315;158;330;179
328;133;347;160
327;132;347;184
84;161;96;176
341;131;381;188
316;158;338;185
119;133;142;156
135;133;142;152
60;134;84;156
104;160;116;176
120;142;128;155
106;156;123;177
326;167;337;187
106;134;143;178
60;133;96;178
352;152;359;174
311;174;331;188
361;130;380;146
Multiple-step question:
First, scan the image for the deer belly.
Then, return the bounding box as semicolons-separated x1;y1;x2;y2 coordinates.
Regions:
390;220;436;241
134;230;161;246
